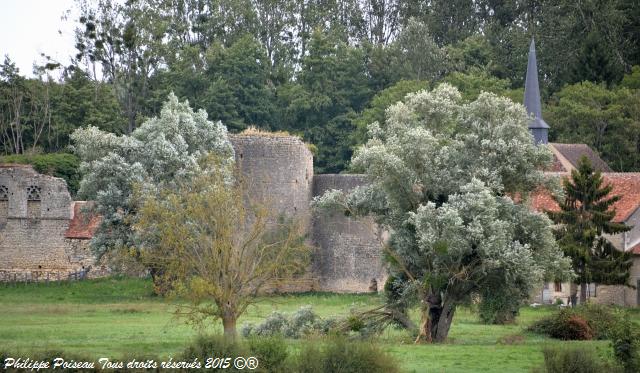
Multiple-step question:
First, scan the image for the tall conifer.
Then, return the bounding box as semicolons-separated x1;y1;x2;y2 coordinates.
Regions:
549;156;633;304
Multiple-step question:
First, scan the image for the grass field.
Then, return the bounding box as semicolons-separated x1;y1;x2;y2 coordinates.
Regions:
0;277;626;372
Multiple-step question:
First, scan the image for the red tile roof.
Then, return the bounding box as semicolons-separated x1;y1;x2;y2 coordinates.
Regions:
530;173;640;222
65;201;101;239
629;242;640;255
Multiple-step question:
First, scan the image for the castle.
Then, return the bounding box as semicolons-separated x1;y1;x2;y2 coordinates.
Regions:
2;40;640;305
0;135;387;293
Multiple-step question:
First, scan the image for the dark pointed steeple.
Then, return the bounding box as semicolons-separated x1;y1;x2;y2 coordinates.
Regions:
524;38;549;144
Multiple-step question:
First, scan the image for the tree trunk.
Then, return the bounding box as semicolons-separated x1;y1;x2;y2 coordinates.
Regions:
221;301;238;339
415;301;433;343
580;282;588;305
222;315;237;339
432;301;455;343
414;292;456;343
570;283;578;307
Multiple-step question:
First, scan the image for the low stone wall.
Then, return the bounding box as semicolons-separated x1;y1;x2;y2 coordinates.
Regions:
311;174;387;292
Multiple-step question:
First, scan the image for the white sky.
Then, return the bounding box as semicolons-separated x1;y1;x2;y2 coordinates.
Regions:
0;0;78;76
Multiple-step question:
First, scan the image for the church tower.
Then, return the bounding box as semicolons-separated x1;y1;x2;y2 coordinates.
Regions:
524;39;549;145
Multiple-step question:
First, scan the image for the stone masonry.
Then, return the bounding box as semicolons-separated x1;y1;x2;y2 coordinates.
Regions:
0;135;385;292
0;165;100;281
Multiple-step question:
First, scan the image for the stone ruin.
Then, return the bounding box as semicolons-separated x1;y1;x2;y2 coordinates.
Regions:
0;134;387;292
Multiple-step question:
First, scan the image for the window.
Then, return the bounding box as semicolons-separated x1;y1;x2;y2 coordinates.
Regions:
554;282;562;292
26;185;41;200
0;185;7;224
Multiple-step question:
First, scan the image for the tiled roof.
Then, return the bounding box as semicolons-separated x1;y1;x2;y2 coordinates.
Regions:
629;242;640;255
64;201;100;239
531;173;640;222
549;143;612;172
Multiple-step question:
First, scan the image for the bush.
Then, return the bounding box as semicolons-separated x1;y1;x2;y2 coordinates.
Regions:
577;304;622;339
247;336;289;373
290;337;398;373
529;305;624;340
609;311;640;373
0;153;80;196
477;293;520;324
181;334;249;372
251;311;289;337
541;347;612;373
242;306;334;339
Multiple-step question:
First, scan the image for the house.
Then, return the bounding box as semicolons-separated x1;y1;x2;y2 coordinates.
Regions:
524;39;640;306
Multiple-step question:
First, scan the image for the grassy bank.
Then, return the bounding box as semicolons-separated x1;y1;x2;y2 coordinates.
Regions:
0;277;625;372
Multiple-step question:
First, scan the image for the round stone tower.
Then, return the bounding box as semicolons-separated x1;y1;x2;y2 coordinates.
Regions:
229;134;314;227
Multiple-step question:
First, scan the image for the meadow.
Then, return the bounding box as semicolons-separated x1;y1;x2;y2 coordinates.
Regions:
0;277;626;372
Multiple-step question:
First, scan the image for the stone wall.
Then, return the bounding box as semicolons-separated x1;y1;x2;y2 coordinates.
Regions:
311;174;387;292
0;165;97;281
0;137;392;292
229;135;319;291
230;135;313;228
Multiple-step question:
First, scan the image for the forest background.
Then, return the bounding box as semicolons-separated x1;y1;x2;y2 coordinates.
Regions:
2;0;640;181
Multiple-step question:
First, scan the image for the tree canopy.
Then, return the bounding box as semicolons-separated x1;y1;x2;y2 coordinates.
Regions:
71;93;233;259
3;0;639;175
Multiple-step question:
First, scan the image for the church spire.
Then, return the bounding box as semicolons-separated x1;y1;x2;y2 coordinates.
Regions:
524;38;549;144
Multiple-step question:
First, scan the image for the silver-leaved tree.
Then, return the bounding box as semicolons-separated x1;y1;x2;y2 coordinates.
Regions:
71;93;234;265
313;84;572;343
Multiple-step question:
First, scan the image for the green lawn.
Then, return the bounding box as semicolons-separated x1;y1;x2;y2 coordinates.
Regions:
0;277;625;372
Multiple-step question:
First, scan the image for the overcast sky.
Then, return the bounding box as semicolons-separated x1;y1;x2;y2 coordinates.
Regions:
0;0;78;76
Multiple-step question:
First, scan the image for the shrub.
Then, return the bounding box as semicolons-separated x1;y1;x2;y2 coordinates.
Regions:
290;337;398;373
242;306;333;339
528;305;624;340
560;315;594;340
609;311;640;373
284;306;319;338
577;303;622;339
541;347;611;373
0;153;80;195
181;334;248;372
252;311;289;337
247;336;289;373
477;292;520;324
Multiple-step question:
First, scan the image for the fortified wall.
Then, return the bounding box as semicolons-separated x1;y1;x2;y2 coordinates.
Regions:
0;135;386;291
229;135;386;292
312;174;387;292
0;165;104;281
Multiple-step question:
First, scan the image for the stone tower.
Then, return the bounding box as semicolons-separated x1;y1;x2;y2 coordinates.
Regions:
524;38;549;145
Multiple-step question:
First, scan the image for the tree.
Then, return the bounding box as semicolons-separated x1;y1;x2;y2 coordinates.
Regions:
73;0;167;133
135;158;310;337
0;57;54;155
352;79;429;145
391;18;447;82
548;156;633;305
71;93;233;263
547;82;640;171
278;29;372;173
314;84;571;342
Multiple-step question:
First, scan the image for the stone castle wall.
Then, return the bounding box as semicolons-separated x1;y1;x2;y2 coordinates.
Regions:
311;174;387;292
0;135;387;292
229;135;314;227
0;165;98;281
